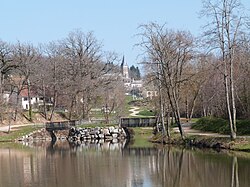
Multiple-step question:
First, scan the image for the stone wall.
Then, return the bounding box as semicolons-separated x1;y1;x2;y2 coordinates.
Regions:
68;126;127;142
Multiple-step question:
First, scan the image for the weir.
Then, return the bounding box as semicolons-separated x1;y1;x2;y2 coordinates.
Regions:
120;117;157;127
45;120;77;141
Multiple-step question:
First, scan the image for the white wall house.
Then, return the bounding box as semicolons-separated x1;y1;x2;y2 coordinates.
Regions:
131;80;143;88
21;96;44;110
20;88;50;110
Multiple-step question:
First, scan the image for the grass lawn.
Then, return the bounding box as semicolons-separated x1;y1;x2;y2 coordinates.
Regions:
0;125;42;142
77;123;118;128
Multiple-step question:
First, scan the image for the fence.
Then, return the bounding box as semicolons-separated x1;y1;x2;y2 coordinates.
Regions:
45;120;77;131
120;117;157;128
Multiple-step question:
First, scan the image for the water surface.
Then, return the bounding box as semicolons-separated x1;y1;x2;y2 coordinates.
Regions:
0;141;250;187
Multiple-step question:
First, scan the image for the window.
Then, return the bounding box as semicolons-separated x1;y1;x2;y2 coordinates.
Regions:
24;97;28;101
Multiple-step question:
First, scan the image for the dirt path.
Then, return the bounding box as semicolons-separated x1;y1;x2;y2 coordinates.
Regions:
0;123;42;132
173;123;228;137
173;123;250;138
129;107;140;116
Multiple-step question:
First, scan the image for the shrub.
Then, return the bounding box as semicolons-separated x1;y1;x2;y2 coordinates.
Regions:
192;117;250;135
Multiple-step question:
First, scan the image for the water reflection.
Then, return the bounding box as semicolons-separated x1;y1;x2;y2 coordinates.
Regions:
231;156;239;187
0;141;250;187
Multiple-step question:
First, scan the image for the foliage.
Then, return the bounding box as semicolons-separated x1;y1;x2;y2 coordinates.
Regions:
129;65;141;80
192;117;250;135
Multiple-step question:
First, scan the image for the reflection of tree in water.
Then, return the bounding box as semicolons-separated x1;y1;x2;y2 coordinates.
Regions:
1;144;250;187
231;156;239;187
148;147;250;187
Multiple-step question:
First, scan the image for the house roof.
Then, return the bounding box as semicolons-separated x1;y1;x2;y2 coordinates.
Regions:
19;88;38;97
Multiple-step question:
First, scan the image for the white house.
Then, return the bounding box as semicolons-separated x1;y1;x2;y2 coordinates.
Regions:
20;88;50;110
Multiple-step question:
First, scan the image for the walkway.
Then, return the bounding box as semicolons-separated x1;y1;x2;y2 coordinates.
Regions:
173;123;250;138
129;107;140;116
0;124;37;132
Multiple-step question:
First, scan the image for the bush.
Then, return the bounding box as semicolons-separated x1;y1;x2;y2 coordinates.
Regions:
192;117;250;135
236;120;250;135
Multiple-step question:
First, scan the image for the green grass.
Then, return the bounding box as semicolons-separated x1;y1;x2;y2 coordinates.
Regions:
233;142;250;151
137;110;156;117
77;123;118;128
0;125;42;142
124;96;133;116
190;118;199;123
192;117;250;135
192;117;228;134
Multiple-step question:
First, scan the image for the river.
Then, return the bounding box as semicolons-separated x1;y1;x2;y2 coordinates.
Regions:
0;140;250;187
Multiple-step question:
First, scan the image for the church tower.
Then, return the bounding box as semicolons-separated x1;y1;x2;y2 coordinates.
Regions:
121;56;129;78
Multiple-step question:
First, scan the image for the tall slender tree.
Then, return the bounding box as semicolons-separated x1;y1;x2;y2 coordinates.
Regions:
201;0;249;140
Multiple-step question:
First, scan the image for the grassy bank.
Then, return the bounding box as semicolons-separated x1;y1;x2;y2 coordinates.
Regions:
150;131;250;152
0;125;42;142
192;117;250;135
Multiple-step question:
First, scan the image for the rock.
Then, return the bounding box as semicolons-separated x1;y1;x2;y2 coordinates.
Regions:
108;126;115;133
105;135;113;140
112;133;118;139
67;126;128;143
103;128;110;135
98;134;104;139
112;128;119;134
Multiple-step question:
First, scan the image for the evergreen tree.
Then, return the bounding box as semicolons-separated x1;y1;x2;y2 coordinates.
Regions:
129;65;141;80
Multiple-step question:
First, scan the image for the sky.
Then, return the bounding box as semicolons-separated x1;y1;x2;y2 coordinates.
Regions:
1;0;250;66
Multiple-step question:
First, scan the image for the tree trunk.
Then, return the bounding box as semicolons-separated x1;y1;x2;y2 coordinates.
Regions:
224;73;236;140
69;96;75;120
172;89;185;140
14;92;20;121
230;59;237;134
27;79;33;122
188;92;199;121
185;95;189;121
42;80;47;120
165;104;171;138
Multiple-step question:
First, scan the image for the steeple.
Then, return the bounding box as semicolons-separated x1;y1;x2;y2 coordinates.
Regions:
121;56;129;79
121;55;125;67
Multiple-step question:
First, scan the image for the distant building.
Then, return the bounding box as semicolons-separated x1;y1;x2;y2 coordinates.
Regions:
142;90;158;99
120;56;143;94
19;87;53;110
119;56;160;99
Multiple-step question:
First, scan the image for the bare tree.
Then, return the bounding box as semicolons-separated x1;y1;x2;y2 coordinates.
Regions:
0;40;15;122
138;23;195;140
201;0;249;140
12;42;41;122
58;30;121;120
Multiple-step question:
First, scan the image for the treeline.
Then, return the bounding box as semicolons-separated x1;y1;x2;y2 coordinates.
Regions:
0;30;125;123
138;0;250;140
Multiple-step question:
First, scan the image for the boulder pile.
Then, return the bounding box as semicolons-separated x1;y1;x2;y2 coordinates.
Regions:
68;126;127;142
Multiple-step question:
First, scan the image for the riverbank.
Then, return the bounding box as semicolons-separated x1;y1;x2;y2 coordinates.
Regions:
150;131;250;152
1;123;250;153
0;125;43;142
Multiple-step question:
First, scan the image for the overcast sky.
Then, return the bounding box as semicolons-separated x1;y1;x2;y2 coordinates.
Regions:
1;0;250;66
